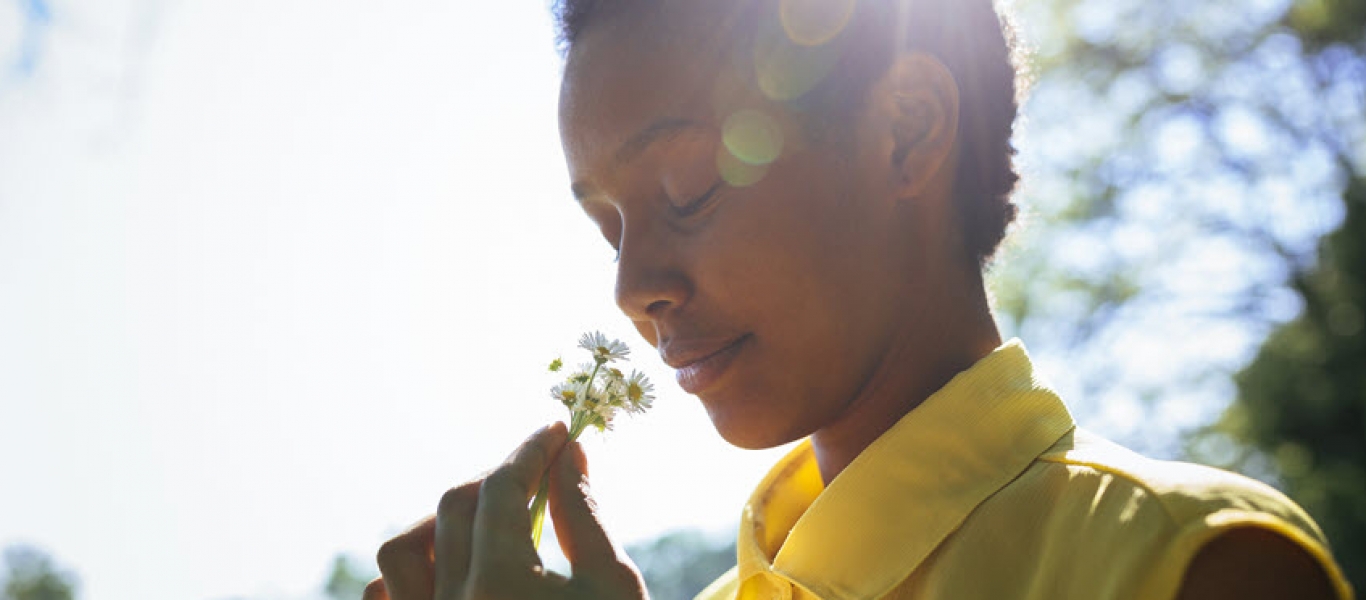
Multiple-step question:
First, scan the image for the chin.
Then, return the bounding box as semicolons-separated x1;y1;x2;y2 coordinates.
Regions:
703;400;810;450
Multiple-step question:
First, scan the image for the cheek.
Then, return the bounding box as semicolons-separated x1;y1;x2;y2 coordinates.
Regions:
742;164;893;357
690;163;853;312
750;169;865;290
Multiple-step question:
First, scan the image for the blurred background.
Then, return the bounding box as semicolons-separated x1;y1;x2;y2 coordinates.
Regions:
0;0;1361;599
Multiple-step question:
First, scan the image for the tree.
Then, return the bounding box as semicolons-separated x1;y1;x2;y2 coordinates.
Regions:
995;0;1366;455
996;0;1364;590
1;545;78;600
1194;175;1366;589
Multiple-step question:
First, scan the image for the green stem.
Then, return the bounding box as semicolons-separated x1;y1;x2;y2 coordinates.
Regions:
530;366;600;550
529;474;552;549
529;414;590;550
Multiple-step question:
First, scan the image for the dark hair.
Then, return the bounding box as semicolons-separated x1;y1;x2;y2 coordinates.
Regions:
553;0;1025;266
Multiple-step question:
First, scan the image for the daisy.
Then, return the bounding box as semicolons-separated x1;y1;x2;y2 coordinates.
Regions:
567;362;597;385
578;330;630;364
624;370;655;413
529;332;655;549
550;381;585;409
601;367;627;401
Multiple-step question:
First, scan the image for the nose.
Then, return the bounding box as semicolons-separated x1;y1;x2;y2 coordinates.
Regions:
613;217;692;321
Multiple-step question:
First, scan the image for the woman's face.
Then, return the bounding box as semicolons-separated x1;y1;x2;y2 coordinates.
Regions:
558;6;933;449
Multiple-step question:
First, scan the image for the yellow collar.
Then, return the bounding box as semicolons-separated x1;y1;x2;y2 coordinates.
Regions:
736;339;1077;600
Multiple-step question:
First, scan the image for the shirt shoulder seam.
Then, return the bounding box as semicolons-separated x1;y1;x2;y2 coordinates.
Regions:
1035;450;1184;523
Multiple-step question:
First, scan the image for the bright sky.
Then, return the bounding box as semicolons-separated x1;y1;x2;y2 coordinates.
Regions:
4;1;1345;599
0;2;791;598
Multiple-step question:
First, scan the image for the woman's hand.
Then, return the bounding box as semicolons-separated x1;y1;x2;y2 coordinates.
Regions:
365;422;649;600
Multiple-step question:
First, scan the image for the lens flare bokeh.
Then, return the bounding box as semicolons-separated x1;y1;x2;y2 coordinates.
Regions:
717;145;770;187
722;109;784;166
779;0;856;47
752;19;843;101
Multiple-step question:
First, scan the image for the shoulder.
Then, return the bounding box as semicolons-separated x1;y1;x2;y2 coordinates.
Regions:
1037;428;1325;531
1029;428;1352;600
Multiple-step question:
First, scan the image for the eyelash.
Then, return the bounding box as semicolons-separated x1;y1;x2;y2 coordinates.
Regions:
671;181;725;218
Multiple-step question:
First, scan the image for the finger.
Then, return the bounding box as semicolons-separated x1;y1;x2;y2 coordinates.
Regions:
433;480;481;598
375;516;436;600
362;578;389;600
548;440;626;579
469;422;569;575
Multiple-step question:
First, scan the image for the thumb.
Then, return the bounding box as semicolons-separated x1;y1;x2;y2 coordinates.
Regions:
548;440;622;578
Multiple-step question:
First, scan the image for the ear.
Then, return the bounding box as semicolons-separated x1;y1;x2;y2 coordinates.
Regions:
867;52;960;199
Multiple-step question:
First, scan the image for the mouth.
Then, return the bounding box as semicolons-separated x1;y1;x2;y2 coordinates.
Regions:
662;334;751;394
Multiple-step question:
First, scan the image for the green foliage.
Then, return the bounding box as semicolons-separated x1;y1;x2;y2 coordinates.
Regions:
997;0;1365;588
626;530;736;600
1287;0;1366;48
323;553;375;600
1196;176;1366;589
995;0;1366;454
1;546;78;600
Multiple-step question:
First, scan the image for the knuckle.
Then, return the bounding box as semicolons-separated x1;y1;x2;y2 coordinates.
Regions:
482;466;524;498
437;483;477;517
375;536;411;571
362;578;387;600
525;436;553;469
375;539;398;569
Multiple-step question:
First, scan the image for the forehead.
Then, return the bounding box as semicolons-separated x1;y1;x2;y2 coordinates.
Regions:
557;2;759;173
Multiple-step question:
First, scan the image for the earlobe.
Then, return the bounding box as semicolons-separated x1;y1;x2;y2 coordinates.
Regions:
878;53;960;199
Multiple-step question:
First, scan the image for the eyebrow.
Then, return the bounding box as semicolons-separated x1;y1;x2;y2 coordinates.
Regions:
570;117;705;202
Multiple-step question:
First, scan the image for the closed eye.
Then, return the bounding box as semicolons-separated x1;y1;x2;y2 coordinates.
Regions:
672;180;725;218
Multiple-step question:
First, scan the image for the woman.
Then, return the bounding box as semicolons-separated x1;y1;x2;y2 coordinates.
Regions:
365;0;1354;598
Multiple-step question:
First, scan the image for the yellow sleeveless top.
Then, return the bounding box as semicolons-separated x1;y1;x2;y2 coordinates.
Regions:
694;339;1354;600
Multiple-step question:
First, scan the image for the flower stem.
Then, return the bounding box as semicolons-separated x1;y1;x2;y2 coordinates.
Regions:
529;417;589;550
530;370;598;550
529;474;552;549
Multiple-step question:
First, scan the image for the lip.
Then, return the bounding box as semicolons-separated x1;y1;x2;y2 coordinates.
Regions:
661;334;750;394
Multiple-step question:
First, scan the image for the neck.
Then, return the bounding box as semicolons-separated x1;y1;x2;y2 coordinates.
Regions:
809;268;1002;485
